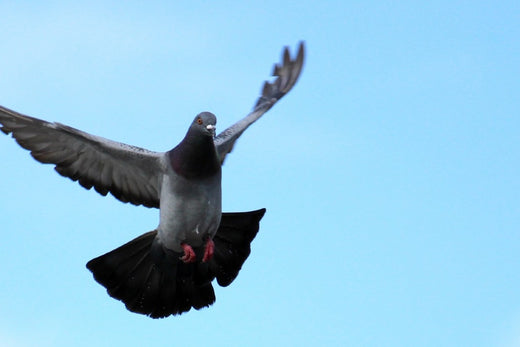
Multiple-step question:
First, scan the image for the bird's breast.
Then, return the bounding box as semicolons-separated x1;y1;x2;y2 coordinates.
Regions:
157;169;222;252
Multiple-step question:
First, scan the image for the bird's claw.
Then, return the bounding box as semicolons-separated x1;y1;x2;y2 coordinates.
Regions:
202;239;214;263
180;243;196;263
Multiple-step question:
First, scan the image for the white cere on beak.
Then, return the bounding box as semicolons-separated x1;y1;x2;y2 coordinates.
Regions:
206;124;215;131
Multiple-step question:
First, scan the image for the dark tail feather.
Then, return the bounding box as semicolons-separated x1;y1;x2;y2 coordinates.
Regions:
86;231;214;318
210;208;266;287
86;208;266;318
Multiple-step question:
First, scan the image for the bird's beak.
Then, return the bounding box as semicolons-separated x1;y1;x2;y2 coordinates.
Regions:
206;124;216;136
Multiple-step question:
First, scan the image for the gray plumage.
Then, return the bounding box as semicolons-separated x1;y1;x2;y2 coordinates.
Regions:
0;42;305;318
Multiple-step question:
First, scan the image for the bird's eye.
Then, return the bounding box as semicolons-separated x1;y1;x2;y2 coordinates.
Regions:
197;118;203;125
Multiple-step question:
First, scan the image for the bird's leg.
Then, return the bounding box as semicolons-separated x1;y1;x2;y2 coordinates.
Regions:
180;243;196;263
202;238;215;263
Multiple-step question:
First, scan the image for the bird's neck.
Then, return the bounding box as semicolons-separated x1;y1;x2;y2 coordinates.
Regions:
168;134;220;179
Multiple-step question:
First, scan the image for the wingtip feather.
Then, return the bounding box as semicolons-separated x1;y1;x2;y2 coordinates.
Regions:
283;46;291;65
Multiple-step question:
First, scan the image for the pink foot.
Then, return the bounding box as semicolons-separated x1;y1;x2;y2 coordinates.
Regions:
202;239;215;263
180;243;196;263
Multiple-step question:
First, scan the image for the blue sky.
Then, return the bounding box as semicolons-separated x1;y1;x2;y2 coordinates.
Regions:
0;1;519;346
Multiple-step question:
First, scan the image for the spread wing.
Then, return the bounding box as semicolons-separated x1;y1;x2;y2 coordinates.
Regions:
0;105;164;208
214;42;305;164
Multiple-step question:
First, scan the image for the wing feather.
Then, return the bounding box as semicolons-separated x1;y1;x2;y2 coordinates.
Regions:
214;42;305;163
0;105;164;208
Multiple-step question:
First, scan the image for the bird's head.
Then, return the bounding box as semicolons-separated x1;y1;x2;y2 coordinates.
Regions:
191;112;217;137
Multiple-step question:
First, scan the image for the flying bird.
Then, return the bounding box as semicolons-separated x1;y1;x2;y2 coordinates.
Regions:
0;42;305;318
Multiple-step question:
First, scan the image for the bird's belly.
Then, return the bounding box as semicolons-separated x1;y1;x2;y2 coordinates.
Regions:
157;174;221;252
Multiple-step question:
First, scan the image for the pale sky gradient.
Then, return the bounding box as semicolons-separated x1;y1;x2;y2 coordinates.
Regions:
0;1;519;346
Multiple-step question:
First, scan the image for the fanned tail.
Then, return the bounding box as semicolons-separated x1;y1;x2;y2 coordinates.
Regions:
86;208;266;318
86;230;216;318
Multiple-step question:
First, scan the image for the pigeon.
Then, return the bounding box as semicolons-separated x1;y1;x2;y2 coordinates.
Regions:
0;42;305;318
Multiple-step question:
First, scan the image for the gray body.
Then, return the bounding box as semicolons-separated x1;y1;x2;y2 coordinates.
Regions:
156;110;223;253
158;152;222;252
